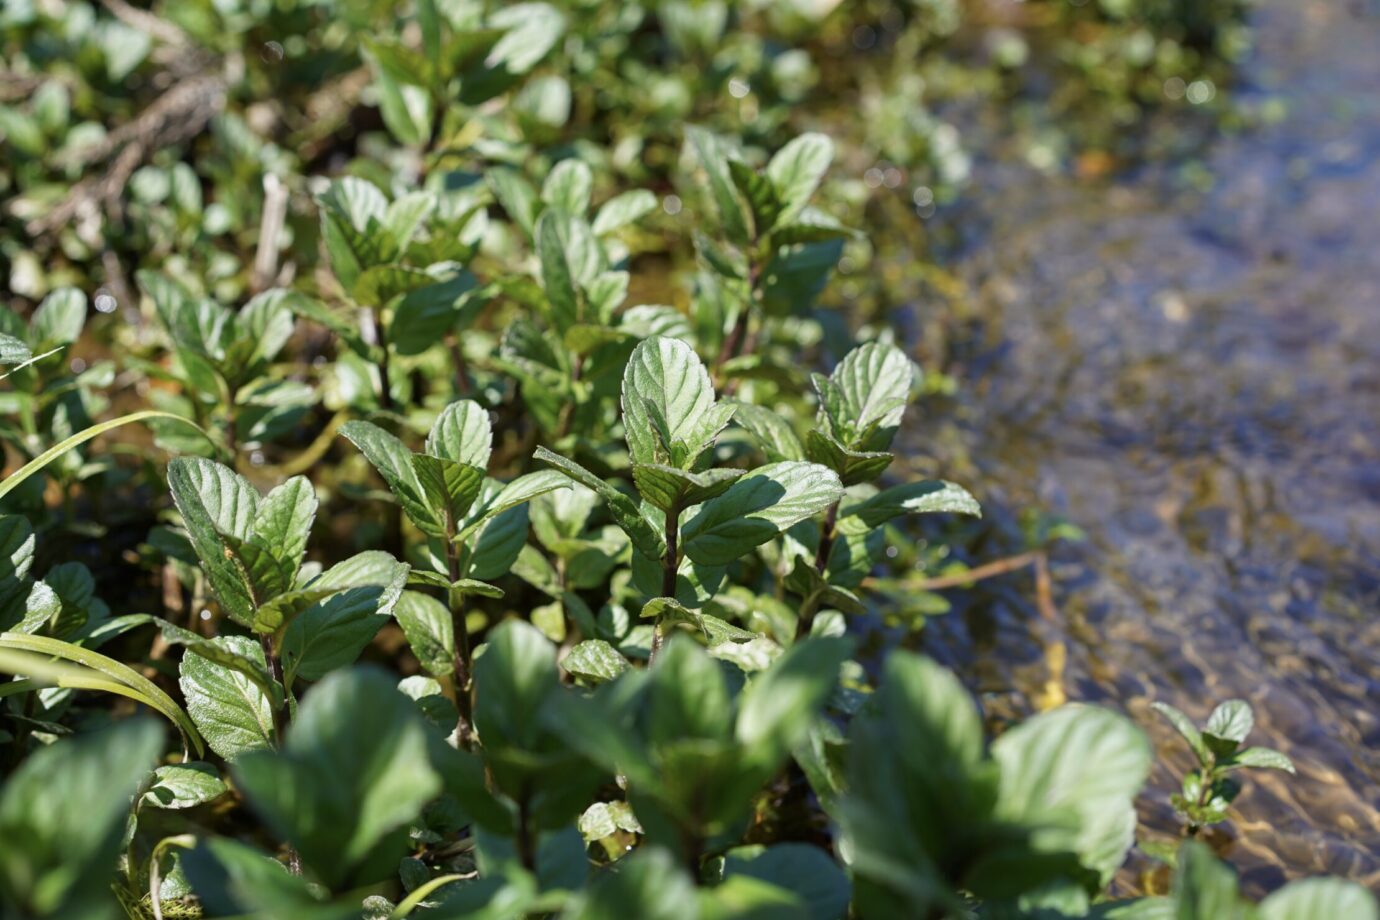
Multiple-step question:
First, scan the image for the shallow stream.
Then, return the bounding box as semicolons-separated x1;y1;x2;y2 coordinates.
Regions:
914;0;1380;894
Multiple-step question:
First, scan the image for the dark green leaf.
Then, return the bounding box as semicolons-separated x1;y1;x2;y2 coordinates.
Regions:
394;590;455;678
681;462;843;566
0;720;162;920
233;668;442;888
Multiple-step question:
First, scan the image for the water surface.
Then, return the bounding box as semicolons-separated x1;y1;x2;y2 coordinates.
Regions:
913;0;1380;894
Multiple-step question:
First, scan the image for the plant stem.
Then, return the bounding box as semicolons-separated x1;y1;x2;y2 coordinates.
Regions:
223;381;238;470
515;787;536;873
795;500;840;642
650;502;680;665
374;308;394;412
717;260;762;397
444;531;475;748
682;829;703;881
258;632;302;875
447;333;469;396
258;633;288;746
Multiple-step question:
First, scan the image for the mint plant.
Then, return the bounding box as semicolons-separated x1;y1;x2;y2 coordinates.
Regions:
537;335;842;661
1153;699;1296;833
167;457;407;750
135;274;313;464
341;400;566;742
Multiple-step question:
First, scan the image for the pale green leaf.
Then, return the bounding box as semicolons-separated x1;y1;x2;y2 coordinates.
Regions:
766;133;834;225
992;705;1153;885
179;635;277;761
426;399;493;470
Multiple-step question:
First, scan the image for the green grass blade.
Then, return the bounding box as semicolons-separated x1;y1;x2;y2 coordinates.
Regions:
0;410;211;503
0;634;204;757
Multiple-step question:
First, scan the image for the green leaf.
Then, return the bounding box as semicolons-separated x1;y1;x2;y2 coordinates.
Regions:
340;421;442;536
592;189;657;235
686;125;752;246
179;635;277;760
840;480;981;528
1151;702;1209;765
736;637;851;774
534;448;664;560
632;463;743;514
484;2;565;76
233;668;442;889
454;469;570;545
621;336;732;470
818;342;914;452
766;133;834;226
394;590;455;678
784;556;865;616
539;210;601;301
1170;841;1251;920
0;332;31;364
839;652;994;918
1203;700;1253;747
143;762;228;810
992;705;1153;885
411;454;486;525
682;462;843;566
804;429;893;486
1226;747;1295;773
372;64;433;147
252;476;318;586
542;158;593;216
390;272;484;356
280;551;409;683
1259;877;1378;920
0;720;162;920
643;596;756;645
427;399;493;470
473;619;559;754
723;844;851;920
487;167;540;239
729;401;805;462
167;457;260;625
561;639;629;684
770;208;860;245
29;287;87;348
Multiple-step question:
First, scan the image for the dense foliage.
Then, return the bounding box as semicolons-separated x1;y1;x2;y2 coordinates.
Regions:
0;2;1372;919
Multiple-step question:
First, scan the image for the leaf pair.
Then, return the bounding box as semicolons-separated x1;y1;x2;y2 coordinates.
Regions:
342;400;567;584
806;341;914;485
168;458;317;632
